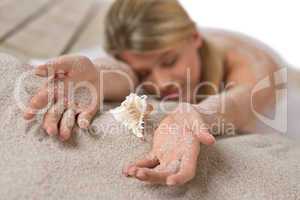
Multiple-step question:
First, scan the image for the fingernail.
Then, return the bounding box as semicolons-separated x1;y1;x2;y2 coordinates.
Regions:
128;166;137;176
47;127;57;136
136;170;146;179
122;168;129;177
123;165;134;177
23;112;33;120
78;118;89;129
35;68;47;76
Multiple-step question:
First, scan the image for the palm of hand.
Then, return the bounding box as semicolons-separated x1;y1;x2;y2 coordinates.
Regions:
124;103;214;186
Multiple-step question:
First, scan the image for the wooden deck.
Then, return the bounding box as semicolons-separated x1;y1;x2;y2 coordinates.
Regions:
0;0;111;62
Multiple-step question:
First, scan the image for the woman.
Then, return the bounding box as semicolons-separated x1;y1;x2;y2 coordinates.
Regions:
23;0;282;186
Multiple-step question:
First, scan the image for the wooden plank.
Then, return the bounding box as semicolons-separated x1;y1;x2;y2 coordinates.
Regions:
0;0;53;41
69;1;112;53
60;0;106;54
2;0;96;59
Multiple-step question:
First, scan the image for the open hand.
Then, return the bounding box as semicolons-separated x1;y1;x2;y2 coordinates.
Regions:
123;103;215;186
23;55;100;141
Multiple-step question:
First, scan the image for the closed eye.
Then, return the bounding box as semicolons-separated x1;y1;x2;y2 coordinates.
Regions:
161;56;178;68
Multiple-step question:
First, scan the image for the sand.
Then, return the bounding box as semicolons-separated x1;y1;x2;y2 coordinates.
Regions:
0;53;300;200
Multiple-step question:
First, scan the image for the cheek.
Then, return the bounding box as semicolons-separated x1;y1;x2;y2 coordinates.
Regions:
174;52;201;84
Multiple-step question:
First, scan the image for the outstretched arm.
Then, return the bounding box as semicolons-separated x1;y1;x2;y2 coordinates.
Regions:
194;49;280;135
93;56;139;101
24;55;139;141
123;48;281;186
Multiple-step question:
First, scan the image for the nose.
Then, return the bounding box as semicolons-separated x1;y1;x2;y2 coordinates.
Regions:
152;69;171;89
151;69;181;96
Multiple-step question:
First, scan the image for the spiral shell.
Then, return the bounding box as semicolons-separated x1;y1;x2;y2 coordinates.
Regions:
110;93;153;138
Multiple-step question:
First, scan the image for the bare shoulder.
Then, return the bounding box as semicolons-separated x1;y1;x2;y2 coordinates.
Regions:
201;28;282;79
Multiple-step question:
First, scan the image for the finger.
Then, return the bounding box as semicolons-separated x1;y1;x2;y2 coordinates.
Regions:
34;55;75;77
166;151;199;186
195;131;216;145
23;83;53;120
123;155;159;177
77;97;99;129
43;100;65;136
77;109;97;129
135;168;172;184
59;108;76;141
35;62;63;77
34;64;49;77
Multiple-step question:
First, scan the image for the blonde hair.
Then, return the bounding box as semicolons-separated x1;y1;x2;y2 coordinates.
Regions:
104;0;196;55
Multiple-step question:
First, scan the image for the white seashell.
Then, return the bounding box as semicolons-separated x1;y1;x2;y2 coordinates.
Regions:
110;93;152;138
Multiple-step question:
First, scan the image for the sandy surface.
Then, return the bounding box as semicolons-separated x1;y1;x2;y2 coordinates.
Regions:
0;53;299;200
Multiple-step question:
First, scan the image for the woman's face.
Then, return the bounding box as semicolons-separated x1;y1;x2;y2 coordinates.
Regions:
120;33;203;102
